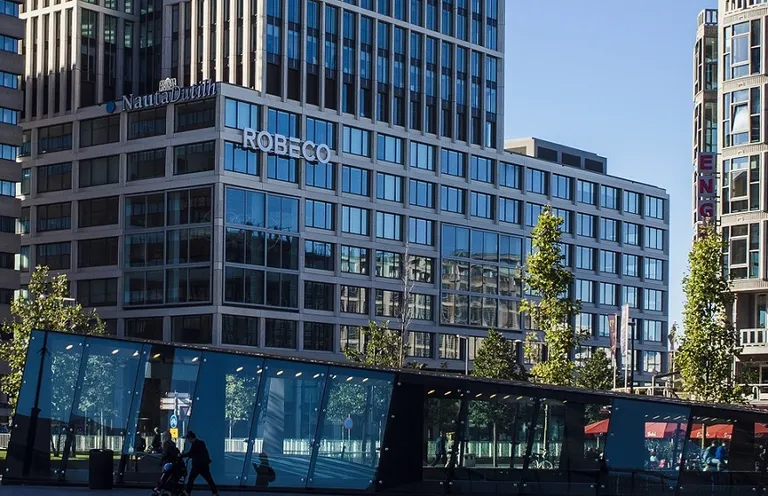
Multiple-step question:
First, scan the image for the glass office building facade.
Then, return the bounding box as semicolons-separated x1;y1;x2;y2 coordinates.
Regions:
6;329;768;495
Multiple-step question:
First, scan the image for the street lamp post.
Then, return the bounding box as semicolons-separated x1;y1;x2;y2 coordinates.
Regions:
457;335;469;375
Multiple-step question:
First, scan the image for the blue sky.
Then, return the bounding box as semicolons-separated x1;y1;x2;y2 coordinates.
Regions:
503;0;718;333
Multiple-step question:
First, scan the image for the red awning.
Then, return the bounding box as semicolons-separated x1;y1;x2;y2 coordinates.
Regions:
645;422;685;439
584;418;609;436
689;424;733;440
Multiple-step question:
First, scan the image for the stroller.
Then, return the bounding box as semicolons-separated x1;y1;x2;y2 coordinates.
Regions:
151;458;188;496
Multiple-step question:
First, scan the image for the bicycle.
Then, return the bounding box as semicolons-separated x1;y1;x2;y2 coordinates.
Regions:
529;451;554;469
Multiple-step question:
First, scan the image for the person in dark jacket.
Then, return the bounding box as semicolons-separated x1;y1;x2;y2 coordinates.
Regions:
151;427;162;453
161;430;180;464
180;431;218;496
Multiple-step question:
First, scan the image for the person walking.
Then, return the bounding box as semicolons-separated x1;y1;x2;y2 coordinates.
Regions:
180;431;219;496
431;431;447;467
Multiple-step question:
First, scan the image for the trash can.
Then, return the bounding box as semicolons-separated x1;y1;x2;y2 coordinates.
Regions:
463;453;476;468
89;449;114;490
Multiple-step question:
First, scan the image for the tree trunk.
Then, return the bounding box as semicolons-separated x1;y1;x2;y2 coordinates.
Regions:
492;422;497;467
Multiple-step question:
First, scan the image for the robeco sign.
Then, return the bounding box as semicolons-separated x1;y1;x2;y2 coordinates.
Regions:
242;128;331;164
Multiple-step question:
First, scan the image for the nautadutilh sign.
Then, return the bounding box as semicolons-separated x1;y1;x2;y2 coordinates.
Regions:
696;152;716;221
242;128;332;164
110;78;217;112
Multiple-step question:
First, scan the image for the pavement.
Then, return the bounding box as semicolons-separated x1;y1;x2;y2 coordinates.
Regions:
0;487;310;496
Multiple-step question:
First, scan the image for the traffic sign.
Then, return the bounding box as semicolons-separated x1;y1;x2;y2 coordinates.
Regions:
170;414;178;429
343;417;353;430
169;428;179;439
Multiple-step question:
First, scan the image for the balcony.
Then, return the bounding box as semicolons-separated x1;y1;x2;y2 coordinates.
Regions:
740;328;768;355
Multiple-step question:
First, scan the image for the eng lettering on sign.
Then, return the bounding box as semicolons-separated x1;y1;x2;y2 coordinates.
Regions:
242;129;332;164
696;152;717;222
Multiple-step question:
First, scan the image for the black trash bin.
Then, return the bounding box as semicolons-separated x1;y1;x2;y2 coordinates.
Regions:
89;449;114;490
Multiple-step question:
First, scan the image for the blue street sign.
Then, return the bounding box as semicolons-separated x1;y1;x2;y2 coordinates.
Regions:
170;414;178;429
343;417;353;430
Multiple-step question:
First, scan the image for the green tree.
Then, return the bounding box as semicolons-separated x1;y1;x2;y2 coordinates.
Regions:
677;223;743;404
225;373;259;438
576;348;613;391
521;206;581;386
343;320;404;368
0;266;105;410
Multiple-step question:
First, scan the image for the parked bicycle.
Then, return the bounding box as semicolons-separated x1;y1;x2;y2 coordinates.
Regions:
529;451;554;469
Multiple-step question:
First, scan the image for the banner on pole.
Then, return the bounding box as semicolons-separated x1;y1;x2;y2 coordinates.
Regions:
608;314;618;355
620;304;630;369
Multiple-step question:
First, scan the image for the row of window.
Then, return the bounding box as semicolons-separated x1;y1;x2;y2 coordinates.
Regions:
575;313;665;342
573;280;664;312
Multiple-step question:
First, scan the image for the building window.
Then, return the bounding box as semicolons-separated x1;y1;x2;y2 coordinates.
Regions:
600;218;618;242
77;278;118;307
623;191;640;215
341;206;370;235
441;149;465;178
599;282;617;306
377;133;403;163
408;217;433;245
36;242;70;269
525;203;543;227
499;197;520;224
645;195;664;220
127;149;166;181
576;213;595;238
16;209;28;234
342;165;370;196
552;208;571;234
37;202;71;232
644;288;663;312
343;126;371;156
127;107;166;139
341;246;369;275
645;227;664;250
725;223;761;279
623;254;639;277
500;162;521;189
224;98;260;130
575;246;594;271
305;160;334;190
644;257;664;281
375;289;401;317
470;156;493;183
304;322;334;351
724;88;762;146
409;331;433;357
340;285;369;314
409;179;434;208
644;320;663;342
410;141;435;171
171;314;213;344
79;155;119;188
306;117;336;149
174;141;215;175
78;237;118;267
20;168;30;195
37;162;72;193
440;185;465;214
470;192;493;219
552;174;572;200
724;20;761;80
305;199;334;230
80;115;120;147
175;98;216;132
267;156;298;183
79;196;119;228
526;169;547;195
222;315;259;347
597;315;610;337
622;286;638;309
600;185;618;210
15;247;28;272
642;351;662;373
376;172;403;202
575;279;593;304
376;212;403;240
577;180;595;204
305;240;333;271
375;250;401;279
599;250;617;274
304;280;334;311
576;312;593;337
125;318;164;340
722;155;761;214
438;334;460;359
623;222;640;246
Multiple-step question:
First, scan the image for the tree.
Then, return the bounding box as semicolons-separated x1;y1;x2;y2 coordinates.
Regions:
576;348;613;391
472;328;526;382
343;320;405;368
521;206;581;386
396;248;416;368
676;222;744;404
0;266;106;410
225;373;259;438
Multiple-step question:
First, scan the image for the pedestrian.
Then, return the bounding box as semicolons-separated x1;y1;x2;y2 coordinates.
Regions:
151;427;162;453
180;431;219;496
431;431;447;467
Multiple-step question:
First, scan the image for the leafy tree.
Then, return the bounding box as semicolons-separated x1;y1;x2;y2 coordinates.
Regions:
225;373;259;438
521;206;581;386
343;320;405;368
677;223;743;404
576;348;613;391
0;266;105;410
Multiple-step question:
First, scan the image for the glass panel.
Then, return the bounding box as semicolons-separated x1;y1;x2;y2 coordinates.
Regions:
310;368;394;489
186;352;264;486
242;359;327;489
6;332;85;481
424;387;462;479
604;398;689;493
63;337;144;482
120;346;202;485
530;398;566;470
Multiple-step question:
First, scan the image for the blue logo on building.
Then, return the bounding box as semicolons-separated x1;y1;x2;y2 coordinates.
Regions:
105;100;116;113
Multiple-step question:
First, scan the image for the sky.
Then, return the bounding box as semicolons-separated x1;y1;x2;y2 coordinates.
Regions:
503;0;718;334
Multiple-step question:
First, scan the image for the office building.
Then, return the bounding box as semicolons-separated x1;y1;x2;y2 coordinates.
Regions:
17;0;670;381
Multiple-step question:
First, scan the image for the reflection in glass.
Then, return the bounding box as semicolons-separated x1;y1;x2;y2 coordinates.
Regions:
529;399;565;469
423;389;462;478
464;393;535;469
187;352;263;486
63;339;144;482
310;369;393;489
243;360;326;488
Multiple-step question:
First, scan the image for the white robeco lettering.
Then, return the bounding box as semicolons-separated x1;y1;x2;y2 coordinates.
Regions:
241;129;331;164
